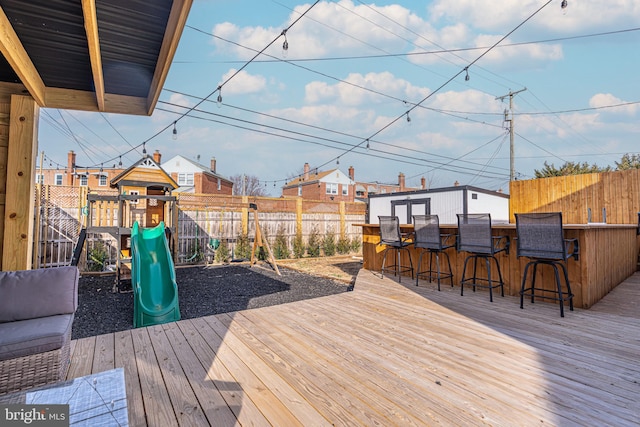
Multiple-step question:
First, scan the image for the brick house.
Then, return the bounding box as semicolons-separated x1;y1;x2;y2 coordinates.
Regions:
282;163;355;202
35;150;125;189
160;155;233;195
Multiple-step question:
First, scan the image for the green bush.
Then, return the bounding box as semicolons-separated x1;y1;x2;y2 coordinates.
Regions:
235;233;251;260
215;239;230;263
351;236;362;253
88;242;108;272
273;224;291;259
292;232;305;258
307;225;321;257
322;228;336;257
337;235;351;254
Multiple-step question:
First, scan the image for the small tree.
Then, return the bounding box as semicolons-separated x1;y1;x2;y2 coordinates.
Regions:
337;234;351;254
293;232;305;258
351;236;362;254
272;224;291;259
322;228;336;257
88;242;108;272
235;233;251;260
307;225;321;257
215;239;230;263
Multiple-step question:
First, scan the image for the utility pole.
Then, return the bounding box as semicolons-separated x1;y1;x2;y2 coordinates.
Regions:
496;88;526;181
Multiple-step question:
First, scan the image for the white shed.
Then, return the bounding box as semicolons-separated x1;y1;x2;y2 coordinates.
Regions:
368;185;510;225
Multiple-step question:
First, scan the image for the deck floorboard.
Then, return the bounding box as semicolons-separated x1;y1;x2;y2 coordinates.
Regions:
66;269;640;426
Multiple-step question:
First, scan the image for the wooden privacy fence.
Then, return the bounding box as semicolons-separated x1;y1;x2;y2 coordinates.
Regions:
32;187;367;269
509;169;640;224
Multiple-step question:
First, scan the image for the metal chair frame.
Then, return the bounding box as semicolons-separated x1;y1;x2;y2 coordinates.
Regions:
412;215;455;290
515;212;579;317
456;213;510;302
378;216;414;283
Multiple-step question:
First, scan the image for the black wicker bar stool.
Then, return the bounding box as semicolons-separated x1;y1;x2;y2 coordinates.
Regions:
378;216;414;283
412;214;455;290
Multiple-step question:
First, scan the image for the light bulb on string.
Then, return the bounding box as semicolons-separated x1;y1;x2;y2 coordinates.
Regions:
282;33;289;58
142;143;147;155
216;87;223;108
118;156;122;167
172;121;178;140
464;67;470;81
336;157;340;166
366;139;370;151
406;112;411;125
561;0;568;10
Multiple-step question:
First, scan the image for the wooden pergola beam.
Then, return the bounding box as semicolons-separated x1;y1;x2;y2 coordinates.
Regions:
0;7;46;107
81;0;105;111
146;0;192;115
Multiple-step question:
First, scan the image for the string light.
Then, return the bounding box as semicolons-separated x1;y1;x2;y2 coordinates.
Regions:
172;121;178;140
281;29;289;58
142;142;147;155
464;67;470;81
366;139;370;150
561;0;568;9
406;112;411;124
118;156;122;167
336;157;340;165
216;87;223;108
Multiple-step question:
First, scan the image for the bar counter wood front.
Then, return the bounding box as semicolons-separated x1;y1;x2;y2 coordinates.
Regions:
357;223;639;309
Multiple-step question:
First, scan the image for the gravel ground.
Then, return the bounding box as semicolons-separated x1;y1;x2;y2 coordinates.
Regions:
72;263;353;339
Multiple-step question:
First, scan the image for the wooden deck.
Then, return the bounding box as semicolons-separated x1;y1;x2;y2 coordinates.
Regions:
67;269;640;426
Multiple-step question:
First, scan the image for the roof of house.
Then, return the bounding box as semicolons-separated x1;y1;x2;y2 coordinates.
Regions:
284;169;338;187
110;155;178;190
0;0;192;115
162;155;232;183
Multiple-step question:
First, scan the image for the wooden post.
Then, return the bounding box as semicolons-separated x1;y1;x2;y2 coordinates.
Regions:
3;95;39;270
296;197;303;238
241;195;249;236
250;206;280;275
339;201;346;238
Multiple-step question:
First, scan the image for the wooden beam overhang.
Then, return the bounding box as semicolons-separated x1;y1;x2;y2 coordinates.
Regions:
81;0;105;111
0;6;45;107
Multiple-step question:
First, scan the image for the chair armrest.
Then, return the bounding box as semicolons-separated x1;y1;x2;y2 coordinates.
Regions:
565;238;579;261
492;235;510;255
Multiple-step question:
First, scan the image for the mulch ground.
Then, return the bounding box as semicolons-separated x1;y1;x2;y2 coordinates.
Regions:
72;263;353;340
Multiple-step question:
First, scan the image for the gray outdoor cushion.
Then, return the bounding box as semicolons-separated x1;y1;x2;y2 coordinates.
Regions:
0;266;78;322
0;314;73;361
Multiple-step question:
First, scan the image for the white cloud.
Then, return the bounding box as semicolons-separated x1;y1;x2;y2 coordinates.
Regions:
590;93;638;115
219;69;267;95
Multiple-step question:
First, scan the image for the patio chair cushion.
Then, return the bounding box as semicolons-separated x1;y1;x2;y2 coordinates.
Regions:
0;267;78;322
0;314;74;361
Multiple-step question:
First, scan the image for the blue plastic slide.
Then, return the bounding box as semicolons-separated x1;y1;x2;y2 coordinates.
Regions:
131;221;181;328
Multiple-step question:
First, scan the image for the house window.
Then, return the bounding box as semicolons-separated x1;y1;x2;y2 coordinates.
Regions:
99;175;107;186
35;174;44;184
129;190;139;205
298;185;302;196
79;175;88;186
178;173;194;186
217;178;221;191
55;174;63;185
342;185;348;196
326;183;338;195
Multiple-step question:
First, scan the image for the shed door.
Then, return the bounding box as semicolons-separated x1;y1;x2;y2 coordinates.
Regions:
146;189;165;227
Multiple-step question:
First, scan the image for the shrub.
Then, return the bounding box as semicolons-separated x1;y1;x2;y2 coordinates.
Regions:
350;235;362;253
292;232;305;258
235;233;251;260
273;224;291;259
322;228;336;257
88;242;108;272
337;235;351;254
307;225;321;257
215;239;230;263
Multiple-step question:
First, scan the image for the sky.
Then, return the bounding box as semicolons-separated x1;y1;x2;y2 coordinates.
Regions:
38;0;640;195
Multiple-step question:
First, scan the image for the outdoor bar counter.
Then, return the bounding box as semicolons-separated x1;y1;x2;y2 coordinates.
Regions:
357;223;639;309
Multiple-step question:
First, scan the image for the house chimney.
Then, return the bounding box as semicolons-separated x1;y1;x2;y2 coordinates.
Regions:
398;173;406;191
454;180;459;186
348;166;354;181
211;157;217;173
303;162;310;181
153;150;162;164
421;177;426;190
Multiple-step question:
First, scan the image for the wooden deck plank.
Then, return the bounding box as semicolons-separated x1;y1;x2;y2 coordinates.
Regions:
91;333;114;374
176;319;270;426
191;316;305;427
130;327;178;427
63;269;640;426
201;314;332;426
114;330;147;427
160;321;238;426
146;324;210;426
